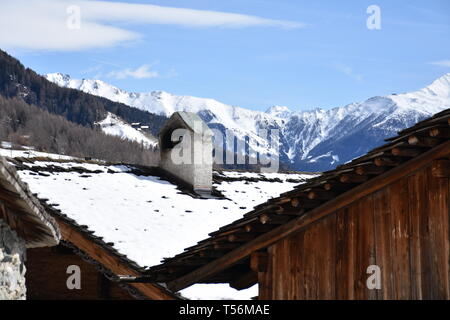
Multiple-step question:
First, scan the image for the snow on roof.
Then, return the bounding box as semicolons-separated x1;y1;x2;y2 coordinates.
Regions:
4;149;316;299
12;158;313;268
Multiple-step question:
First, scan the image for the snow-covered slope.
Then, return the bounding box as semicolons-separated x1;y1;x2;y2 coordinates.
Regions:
46;72;450;171
95;112;157;147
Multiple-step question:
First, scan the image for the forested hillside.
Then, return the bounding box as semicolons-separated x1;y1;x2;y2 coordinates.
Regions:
0;50;167;136
0;96;159;165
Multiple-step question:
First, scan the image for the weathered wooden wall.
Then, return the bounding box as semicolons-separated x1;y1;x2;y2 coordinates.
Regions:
259;162;450;300
26;245;135;300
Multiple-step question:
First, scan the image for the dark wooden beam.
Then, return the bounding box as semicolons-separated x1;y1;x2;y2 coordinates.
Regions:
297;199;323;208
209;227;246;237
273;198;292;205
374;156;402;167
273;205;284;214
199;250;230;259
430;127;450;139
290;197;300;208
307;189;336;200
276;206;306;217
250;251;268;273
323;181;354;192
213;242;239;250
259;213;292;225
355;164;386;176
166;140;450;292
244;224;275;234
166;258;213;267
210;217;259;235
391;147;422;157
408;135;441;147
229;271;258;290
339;173;368;183
228;233;256;243
166;265;194;274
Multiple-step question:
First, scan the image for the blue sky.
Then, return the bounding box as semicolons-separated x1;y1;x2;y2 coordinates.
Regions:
2;0;450;111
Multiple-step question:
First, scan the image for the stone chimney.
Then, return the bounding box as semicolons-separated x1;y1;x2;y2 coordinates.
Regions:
158;112;213;194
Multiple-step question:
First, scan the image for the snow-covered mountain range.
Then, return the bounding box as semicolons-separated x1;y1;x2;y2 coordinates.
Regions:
45;72;450;171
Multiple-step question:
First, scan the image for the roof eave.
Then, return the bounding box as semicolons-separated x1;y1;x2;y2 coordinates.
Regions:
0;156;60;247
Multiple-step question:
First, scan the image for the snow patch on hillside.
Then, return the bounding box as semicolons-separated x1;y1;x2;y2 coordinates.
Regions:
95;113;157;147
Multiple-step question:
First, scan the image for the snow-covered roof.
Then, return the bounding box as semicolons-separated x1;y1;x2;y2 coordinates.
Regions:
11;158;311;268
4;150;315;299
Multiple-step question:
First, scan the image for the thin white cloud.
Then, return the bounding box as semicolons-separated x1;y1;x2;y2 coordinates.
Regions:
0;0;304;51
81;60;177;80
162;68;179;79
429;60;450;67
333;63;364;82
80;65;102;75
107;65;159;79
81;0;304;28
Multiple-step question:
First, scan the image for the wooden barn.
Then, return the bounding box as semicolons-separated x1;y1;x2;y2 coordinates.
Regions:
150;108;450;300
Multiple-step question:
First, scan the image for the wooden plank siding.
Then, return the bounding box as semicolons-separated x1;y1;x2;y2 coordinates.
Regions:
259;162;450;300
26;246;135;300
53;216;177;300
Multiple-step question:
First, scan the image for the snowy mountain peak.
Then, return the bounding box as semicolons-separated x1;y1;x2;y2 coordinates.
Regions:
382;74;450;115
266;105;292;118
45;73;129;97
46;72;450;171
46;72;72;86
424;73;450;97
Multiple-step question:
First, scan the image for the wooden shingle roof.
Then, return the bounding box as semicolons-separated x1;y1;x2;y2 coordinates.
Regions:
147;108;450;292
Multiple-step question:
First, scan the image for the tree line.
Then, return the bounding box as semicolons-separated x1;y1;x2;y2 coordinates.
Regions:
0;96;159;166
